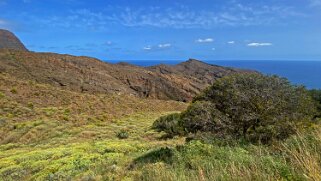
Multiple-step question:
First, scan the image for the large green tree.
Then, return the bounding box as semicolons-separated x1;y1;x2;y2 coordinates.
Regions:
154;73;317;143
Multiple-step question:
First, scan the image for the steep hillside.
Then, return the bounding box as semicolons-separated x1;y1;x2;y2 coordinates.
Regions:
0;29;253;101
0;29;27;51
0;50;252;101
0;73;187;144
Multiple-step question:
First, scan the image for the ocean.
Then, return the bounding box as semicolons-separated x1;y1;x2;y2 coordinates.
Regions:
111;60;321;89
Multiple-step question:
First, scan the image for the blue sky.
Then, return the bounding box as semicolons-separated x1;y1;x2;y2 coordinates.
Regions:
1;0;321;61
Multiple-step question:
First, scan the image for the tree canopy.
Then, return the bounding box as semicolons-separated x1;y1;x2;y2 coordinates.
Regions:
154;73;317;144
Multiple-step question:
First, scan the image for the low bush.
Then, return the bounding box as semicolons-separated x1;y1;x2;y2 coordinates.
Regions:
116;129;129;139
152;113;182;137
10;88;17;94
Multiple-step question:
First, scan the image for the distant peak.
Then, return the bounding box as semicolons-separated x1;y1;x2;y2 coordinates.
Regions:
187;58;202;62
0;29;11;33
0;29;28;51
178;59;210;66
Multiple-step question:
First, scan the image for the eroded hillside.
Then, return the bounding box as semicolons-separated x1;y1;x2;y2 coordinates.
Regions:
0;49;252;102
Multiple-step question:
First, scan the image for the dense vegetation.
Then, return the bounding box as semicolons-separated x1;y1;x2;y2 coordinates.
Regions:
147;74;321;180
309;89;321;118
154;74;317;144
1;72;320;180
137;130;321;180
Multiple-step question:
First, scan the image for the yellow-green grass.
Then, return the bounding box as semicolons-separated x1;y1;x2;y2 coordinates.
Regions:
0;113;186;181
135;128;321;181
1;72;321;181
0;73;187;180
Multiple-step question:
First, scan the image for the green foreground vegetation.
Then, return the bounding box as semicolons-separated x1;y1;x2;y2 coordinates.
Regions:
0;73;321;181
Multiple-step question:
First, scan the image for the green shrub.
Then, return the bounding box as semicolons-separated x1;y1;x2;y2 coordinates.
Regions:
153;113;182;137
309;89;321;118
10;88;17;94
133;147;175;167
27;102;34;109
0;91;5;98
154;73;317;144
116;129;129;139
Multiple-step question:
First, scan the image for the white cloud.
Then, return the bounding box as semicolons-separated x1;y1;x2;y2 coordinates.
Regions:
196;38;214;43
158;43;171;48
143;46;152;50
228;41;235;44
247;42;273;47
143;43;172;51
104;41;113;46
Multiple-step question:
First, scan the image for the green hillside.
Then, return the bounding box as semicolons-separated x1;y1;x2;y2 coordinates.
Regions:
0;73;187;180
1;71;321;181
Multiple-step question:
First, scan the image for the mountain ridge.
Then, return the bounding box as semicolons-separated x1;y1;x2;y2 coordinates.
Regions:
0;29;254;101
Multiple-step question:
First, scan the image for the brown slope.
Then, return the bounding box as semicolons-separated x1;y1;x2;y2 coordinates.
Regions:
0;50;253;101
147;59;254;99
0;29;28;51
0;29;254;101
0;50;191;101
174;59;241;83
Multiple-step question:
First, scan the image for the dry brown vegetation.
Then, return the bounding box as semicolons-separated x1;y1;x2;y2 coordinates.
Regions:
0;49;251;102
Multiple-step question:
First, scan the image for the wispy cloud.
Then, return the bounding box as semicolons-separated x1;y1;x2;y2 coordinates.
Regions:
116;4;304;28
27;9;115;31
103;41;113;46
0;19;7;25
310;0;321;7
143;46;152;51
247;42;273;47
143;43;172;51
22;2;306;31
0;19;12;29
227;41;235;44
158;43;171;48
196;38;214;43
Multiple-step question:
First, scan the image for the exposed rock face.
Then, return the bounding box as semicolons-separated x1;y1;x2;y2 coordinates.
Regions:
0;29;27;51
0;50;254;101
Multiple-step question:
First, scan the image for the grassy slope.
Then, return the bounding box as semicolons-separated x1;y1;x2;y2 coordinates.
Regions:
137;130;321;181
0;73;187;180
1;72;321;181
